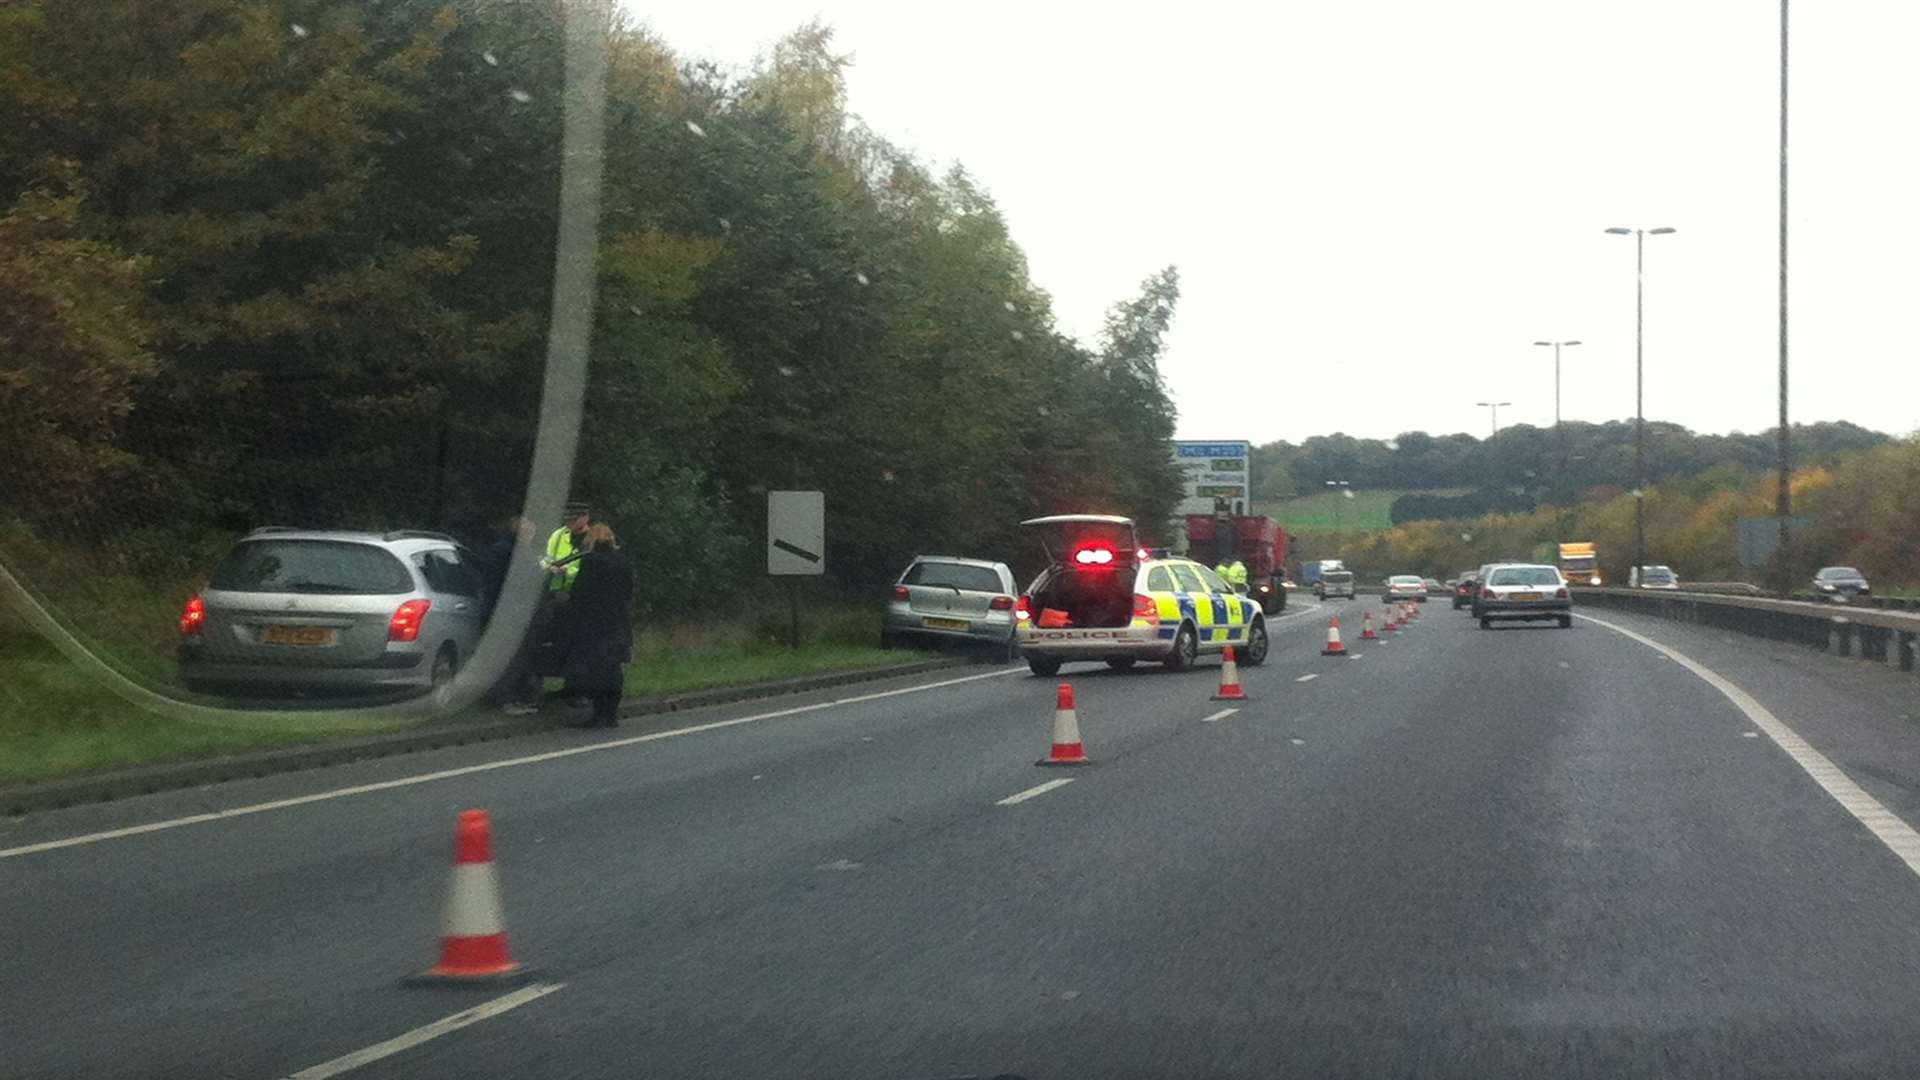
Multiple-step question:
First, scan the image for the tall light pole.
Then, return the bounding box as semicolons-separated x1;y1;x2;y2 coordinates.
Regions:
1776;0;1792;593
1532;340;1583;427
1325;479;1350;534
1604;225;1677;578
1474;401;1511;438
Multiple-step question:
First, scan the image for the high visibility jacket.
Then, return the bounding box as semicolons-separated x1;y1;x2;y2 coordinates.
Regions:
1214;563;1233;581
1226;561;1248;586
543;527;582;591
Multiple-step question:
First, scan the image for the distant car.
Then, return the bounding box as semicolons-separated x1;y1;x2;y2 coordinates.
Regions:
1450;570;1480;609
1813;566;1871;602
1385;575;1428;602
178;528;489;698
882;556;1021;662
1421;577;1443;595
1473;564;1572;629
1629;564;1680;590
1314;570;1356;600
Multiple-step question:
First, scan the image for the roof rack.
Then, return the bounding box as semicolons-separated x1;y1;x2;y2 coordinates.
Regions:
382;529;458;543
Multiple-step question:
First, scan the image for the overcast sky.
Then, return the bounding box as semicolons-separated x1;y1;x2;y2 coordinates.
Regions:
628;1;1920;446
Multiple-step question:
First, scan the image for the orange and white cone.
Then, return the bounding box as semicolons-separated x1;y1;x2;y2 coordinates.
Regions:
408;809;534;987
1038;683;1091;766
1360;611;1378;640
1322;617;1348;656
1383;605;1398;631
1212;646;1246;700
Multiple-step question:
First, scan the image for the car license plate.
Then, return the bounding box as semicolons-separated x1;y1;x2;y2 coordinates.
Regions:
1512;592;1542;601
264;625;336;646
923;616;970;631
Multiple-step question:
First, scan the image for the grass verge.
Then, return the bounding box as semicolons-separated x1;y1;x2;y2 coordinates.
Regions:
1;602;938;787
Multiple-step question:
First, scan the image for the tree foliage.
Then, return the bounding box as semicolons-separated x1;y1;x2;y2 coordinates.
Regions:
1;3;1184;611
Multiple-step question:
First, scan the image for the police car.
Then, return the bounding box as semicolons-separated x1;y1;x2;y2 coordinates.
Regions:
1015;514;1270;676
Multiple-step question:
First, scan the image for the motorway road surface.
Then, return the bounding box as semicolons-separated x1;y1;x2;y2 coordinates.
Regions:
8;598;1920;1079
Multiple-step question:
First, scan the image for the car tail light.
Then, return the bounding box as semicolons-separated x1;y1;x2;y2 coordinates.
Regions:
1133;593;1160;623
180;595;205;636
1556;587;1570;599
1482;585;1496;599
989;595;1014;610
1256;582;1271;593
1015;595;1032;621
892;585;909;600
388;598;432;642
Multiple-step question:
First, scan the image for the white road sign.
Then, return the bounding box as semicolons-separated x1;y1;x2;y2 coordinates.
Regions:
767;491;826;575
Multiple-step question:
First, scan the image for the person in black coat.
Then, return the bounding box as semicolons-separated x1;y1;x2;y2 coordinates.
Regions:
559;523;635;728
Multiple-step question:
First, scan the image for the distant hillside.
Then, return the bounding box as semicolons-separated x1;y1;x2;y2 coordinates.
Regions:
1253;489;1467;532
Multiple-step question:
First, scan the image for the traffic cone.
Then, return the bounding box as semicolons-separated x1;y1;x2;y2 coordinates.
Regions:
1383;606;1398;631
1038;682;1091;766
1322;617;1348;656
1360;611;1378;640
407;809;534;987
1213;646;1246;700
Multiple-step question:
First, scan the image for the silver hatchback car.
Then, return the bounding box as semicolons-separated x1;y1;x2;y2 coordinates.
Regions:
178;528;489;698
882;556;1020;663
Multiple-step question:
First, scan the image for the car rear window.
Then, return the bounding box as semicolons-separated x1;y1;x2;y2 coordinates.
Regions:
1323;572;1353;583
210;540;413;594
904;562;1003;592
1489;567;1560;587
1391;576;1422;584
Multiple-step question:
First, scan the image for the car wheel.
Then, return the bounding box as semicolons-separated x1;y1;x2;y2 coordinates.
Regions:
1558;615;1573;629
1027;655;1062;677
1240;619;1269;667
1105;658;1136;671
1479;617;1492;630
1165;624;1199;672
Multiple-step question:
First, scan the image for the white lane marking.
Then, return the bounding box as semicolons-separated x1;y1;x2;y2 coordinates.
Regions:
1199;708;1239;724
1294;674;1319;683
1742;732;1760;738
816;858;861;871
997;778;1075;806
1577;613;1920;880
1349;653;1364;660
283;982;564;1080
1288;738;1306;746
1;668;1024;861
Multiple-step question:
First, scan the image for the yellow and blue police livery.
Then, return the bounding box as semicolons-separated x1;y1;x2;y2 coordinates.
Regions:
1014;514;1270;677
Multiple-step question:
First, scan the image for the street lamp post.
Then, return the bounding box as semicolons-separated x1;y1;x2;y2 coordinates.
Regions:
1777;0;1792;593
1531;340;1583;427
1325;479;1350;534
1604;225;1677;578
1474;401;1512;438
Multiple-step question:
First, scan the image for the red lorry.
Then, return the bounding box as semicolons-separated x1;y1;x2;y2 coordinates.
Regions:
1185;513;1290;614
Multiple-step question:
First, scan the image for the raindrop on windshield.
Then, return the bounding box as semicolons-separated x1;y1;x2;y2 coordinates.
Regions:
290;23;309;38
629;306;643;316
508;88;532;103
777;365;796;377
1010;330;1025;341
717;217;732;231
482;51;499;66
686;120;706;138
881;469;896;483
1004;300;1017;312
854;272;870;286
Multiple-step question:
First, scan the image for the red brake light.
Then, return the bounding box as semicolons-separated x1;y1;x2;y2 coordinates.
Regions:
180;595;205;636
1132;593;1159;623
989;595;1014;610
892;585;909;600
1071;543;1117;568
388;598;432;642
1015;595;1033;621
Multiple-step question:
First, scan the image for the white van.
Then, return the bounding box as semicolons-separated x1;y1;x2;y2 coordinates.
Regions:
1314;570;1356;600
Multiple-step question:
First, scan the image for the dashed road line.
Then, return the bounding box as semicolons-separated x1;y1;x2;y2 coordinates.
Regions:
1294;674;1318;683
997;778;1075;806
282;982;564;1079
1199;708;1239;723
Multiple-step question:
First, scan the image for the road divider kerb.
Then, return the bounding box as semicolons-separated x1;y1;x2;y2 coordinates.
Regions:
0;656;985;820
0;667;1025;860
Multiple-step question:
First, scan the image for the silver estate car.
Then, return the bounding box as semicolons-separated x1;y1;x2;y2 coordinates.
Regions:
882;556;1020;662
1473;563;1573;629
179;528;489;698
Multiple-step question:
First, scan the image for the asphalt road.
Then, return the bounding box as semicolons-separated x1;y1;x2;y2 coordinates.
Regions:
8;596;1920;1079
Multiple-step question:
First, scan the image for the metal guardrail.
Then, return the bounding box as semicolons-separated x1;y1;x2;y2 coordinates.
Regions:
1576;587;1920;673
